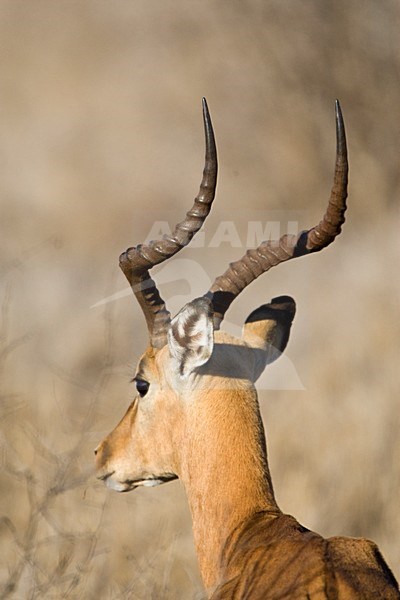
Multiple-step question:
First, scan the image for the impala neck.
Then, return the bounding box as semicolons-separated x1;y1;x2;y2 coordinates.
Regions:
178;385;280;591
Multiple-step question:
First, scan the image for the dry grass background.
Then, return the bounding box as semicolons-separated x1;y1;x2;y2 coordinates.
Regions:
0;1;399;597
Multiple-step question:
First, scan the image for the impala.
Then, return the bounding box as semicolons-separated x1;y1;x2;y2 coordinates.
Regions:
95;100;399;598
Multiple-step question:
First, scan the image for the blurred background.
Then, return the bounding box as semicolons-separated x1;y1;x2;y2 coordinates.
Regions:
0;1;399;597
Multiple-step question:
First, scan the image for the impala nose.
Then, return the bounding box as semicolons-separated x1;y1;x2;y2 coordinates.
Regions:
94;439;111;468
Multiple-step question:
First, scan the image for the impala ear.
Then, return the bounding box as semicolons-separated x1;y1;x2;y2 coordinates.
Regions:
168;297;214;378
242;296;296;365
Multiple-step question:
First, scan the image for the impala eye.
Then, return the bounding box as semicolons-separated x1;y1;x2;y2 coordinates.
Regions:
135;379;149;397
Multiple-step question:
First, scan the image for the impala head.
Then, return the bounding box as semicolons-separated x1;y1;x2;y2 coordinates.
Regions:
95;98;348;494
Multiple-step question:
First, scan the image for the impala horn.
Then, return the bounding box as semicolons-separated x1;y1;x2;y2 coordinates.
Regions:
119;98;218;348
206;100;348;328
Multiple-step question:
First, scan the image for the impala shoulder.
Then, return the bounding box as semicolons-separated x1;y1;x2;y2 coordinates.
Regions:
327;536;400;596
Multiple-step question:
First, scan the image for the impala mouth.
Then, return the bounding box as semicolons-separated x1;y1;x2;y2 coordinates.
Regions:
98;472;177;493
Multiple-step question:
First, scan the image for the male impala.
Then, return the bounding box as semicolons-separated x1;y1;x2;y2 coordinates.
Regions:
95;100;399;598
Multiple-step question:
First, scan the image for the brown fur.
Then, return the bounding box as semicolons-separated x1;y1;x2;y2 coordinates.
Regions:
211;512;399;598
96;311;399;598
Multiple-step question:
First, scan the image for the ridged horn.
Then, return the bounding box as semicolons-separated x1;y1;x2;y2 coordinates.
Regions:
120;98;218;348
206;100;348;328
